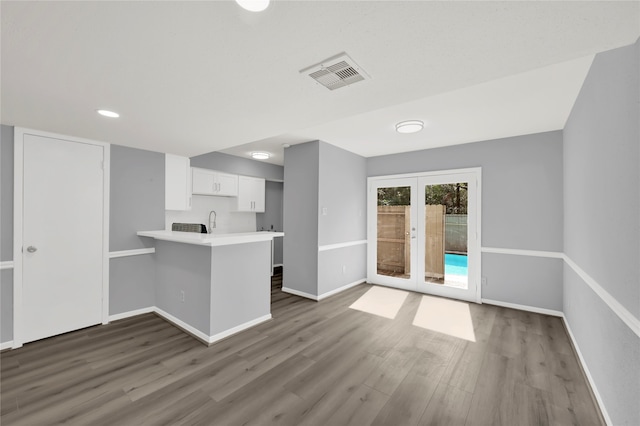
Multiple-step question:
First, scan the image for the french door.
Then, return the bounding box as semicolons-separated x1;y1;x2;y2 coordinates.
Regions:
367;169;481;303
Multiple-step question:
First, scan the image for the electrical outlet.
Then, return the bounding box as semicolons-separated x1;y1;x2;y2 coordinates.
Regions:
180;290;185;302
481;277;487;287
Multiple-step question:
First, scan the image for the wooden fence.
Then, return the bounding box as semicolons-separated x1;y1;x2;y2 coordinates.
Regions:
377;205;464;278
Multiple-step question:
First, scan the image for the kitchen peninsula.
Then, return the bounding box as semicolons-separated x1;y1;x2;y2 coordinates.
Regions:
138;230;284;345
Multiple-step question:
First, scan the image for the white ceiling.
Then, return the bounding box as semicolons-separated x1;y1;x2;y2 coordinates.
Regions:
2;1;639;166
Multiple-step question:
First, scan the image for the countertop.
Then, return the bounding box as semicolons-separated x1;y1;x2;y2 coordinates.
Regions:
137;230;284;247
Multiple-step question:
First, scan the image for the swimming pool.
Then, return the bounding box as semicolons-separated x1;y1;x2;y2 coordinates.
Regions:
445;253;468;277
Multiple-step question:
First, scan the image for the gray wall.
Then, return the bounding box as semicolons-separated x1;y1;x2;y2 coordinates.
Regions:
110;145;165;251
109;145;165;316
155;240;212;334
1;270;13;342
191;151;284;182
1;125;14;262
367;131;564;310
211;241;270;335
563;39;639;425
317;142;367;295
1;125;14;343
283;141;319;296
318;142;367;246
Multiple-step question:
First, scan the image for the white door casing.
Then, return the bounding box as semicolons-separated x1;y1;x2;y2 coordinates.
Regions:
13;128;110;348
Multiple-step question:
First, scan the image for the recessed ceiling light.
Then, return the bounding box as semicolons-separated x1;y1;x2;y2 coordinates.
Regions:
395;120;424;134
282;143;291;148
251;152;270;160
97;109;120;118
235;0;270;12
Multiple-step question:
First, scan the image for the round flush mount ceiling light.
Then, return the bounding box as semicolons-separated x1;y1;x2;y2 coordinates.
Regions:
97;109;120;118
235;0;270;12
251;152;270;160
395;120;424;134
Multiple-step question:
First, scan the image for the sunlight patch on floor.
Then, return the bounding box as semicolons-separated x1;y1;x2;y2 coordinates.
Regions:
349;286;409;319
413;295;476;342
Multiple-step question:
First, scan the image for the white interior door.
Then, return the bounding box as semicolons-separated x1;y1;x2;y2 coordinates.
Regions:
368;169;481;303
21;134;106;343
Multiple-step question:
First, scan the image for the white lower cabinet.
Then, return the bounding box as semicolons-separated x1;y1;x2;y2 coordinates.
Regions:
237;176;265;212
192;167;238;196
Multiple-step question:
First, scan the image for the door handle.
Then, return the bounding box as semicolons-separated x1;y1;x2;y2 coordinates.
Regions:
26;246;37;253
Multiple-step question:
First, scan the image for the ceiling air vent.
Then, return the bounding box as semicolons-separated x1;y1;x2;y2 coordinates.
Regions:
300;53;370;91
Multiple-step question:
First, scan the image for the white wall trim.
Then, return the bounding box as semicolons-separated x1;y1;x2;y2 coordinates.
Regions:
208;314;272;345
281;287;319;301
109;248;156;259
108;307;155;322
481;246;564;259
563;254;640;338
0;261;14;270
318;240;367;252
482;298;563;317
318;279;366;301
154;307;211;344
0;341;14;351
562;314;613;426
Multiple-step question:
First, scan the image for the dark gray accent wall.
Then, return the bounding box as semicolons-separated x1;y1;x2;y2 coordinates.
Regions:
563;39;639;426
1;270;13;342
191;151;284;182
1;125;14;262
283;141;319;296
110;145;165;252
368;131;564;252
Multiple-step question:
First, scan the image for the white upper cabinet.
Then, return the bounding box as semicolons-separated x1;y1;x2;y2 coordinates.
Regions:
237;176;265;212
165;154;191;210
191;167;238;197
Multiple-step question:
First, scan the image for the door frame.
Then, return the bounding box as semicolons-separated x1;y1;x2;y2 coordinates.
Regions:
367;167;482;303
13;127;110;349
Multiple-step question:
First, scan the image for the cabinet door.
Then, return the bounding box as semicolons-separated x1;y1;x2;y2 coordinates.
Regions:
165;154;191;210
192;168;215;195
237;176;265;212
215;172;238;196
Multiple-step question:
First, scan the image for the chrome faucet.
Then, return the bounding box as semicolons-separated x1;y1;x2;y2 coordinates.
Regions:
208;210;217;234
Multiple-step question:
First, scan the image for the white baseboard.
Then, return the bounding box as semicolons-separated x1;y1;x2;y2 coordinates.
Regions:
208;314;272;345
153;307;211;344
562;315;612;426
318;279;366;301
108;307;155;322
283;279;367;302
282;287;319;301
109;248;156;259
0;341;14;350
481;298;563;317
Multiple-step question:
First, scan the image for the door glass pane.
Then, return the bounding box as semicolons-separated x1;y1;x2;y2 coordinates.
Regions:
377;186;411;279
424;183;468;288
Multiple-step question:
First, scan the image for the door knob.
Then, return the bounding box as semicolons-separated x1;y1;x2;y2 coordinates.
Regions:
26;246;37;253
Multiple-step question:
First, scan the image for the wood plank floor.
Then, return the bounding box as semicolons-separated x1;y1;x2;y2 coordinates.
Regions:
1;271;604;425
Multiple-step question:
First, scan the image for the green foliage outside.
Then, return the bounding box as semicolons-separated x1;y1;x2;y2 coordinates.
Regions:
377;183;468;214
